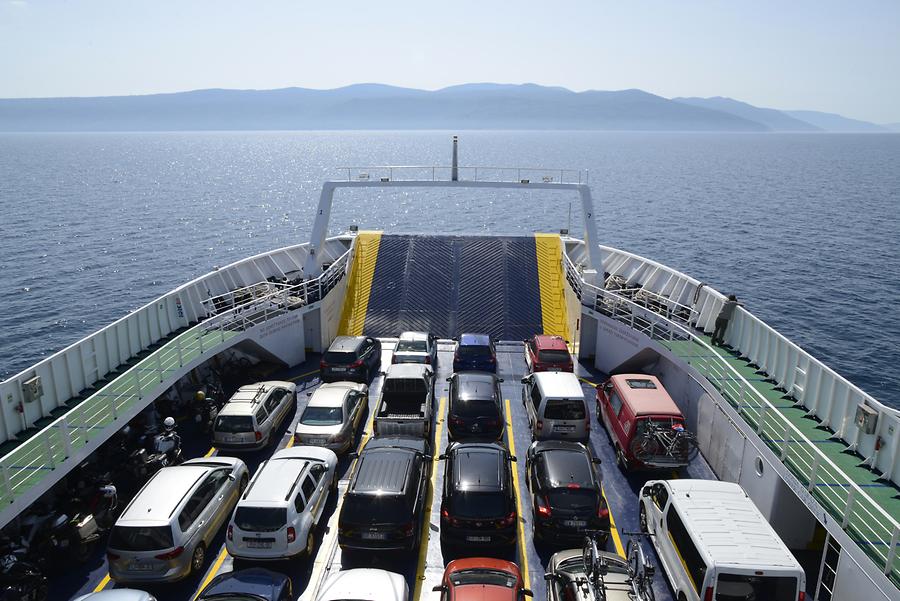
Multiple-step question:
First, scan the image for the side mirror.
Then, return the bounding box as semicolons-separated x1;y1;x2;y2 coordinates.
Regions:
543;573;556;581
432;585;447;592
497;378;504;383
438;454;447;460
379;371;386;376
522;589;534;597
508;455;517;462
227;474;236;481
311;464;325;475
446;377;452;382
520;377;529;384
306;391;313;396
592;457;602;465
423;454;433;462
641;487;652;498
348;452;359;459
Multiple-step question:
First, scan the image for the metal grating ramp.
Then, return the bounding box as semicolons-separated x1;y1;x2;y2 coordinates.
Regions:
362;235;544;340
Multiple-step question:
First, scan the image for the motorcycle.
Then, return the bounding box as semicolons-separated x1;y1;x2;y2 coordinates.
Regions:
194;393;225;434
18;502;100;565
0;537;46;601
150;427;183;466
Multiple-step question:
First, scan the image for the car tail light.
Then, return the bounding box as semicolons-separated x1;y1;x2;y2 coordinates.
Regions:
704;587;714;601
400;522;415;536
449;416;464;426
319;361;327;370
585;416;591;432
106;551;120;561
536;420;543;431
498;511;516;527
536;497;551;518
293;432;302;443
566;362;574;372
391;355;398;364
254;431;262;442
287;527;296;543
424;356;431;365
350;359;363;369
154;546;185;560
598;506;609;520
489;355;496;363
798;593;805;601
227;525;233;540
567;483;581;489
441;507;460;527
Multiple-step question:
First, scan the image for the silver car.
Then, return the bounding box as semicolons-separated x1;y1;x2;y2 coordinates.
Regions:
213;381;297;450
294;382;367;454
74;591;157;601
546;548;634;601
392;331;437;366
107;456;249;583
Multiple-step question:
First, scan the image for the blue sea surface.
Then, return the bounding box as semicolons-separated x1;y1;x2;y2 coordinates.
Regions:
1;131;898;407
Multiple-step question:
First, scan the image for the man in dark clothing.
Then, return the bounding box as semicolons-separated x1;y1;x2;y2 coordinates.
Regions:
712;294;741;346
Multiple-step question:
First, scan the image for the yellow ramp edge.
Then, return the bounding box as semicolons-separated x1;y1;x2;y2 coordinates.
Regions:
337;231;383;336
534;233;570;342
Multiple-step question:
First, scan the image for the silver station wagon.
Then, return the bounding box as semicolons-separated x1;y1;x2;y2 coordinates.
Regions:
107;457;249;583
293;382;368;454
213;381;297;450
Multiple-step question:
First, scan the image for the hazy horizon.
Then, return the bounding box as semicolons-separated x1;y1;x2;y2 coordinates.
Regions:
1;1;899;123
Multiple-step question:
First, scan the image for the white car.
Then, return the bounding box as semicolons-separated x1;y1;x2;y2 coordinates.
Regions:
315;568;408;601
392;331;438;366
226;446;338;560
74;591;157;601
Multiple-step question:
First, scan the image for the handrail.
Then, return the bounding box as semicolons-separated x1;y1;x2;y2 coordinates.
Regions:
0;250;350;519
571;262;900;579
333;165;589;184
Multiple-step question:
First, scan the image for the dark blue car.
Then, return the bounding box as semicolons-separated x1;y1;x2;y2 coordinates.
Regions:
453;333;497;372
196;568;292;601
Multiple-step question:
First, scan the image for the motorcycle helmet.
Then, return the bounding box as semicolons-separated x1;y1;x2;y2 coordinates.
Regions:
163;416;176;431
195;390;206;402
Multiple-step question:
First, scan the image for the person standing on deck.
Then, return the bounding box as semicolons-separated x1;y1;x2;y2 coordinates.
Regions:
712;294;741;346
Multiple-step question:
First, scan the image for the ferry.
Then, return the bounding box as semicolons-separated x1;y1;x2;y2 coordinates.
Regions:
0;138;897;601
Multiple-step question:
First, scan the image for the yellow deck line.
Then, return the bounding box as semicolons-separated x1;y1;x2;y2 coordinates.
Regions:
203;446;216;457
193;546;229;601
412;397;446;600
504;398;532;592
288;368;320;382
92;574;111;592
337;231;383;336
534;233;569;341
602;486;626;557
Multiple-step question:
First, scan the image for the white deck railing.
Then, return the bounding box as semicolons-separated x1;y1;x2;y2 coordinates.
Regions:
335;165;589;184
568;255;900;580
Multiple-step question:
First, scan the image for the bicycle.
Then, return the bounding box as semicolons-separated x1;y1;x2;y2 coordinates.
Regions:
624;531;656;601
629;420;699;466
581;530;611;599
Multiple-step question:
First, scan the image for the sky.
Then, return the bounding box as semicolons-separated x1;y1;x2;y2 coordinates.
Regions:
1;0;899;123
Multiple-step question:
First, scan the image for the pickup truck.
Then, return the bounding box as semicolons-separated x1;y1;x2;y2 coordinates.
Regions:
373;364;435;439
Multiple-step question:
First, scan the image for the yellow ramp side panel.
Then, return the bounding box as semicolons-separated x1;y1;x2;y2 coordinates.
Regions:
534;233;570;342
337;231;383;336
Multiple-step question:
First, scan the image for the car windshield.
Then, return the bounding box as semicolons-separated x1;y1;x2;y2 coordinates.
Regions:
545;399;586;420
234;507;287;532
450;568;517;587
459;345;491;357
109;525;173;551
214;415;253;433
300;406;343;426
324;351;355;364
715;573;798;601
397;340;427;352
452;397;500;418
538;349;570;363
341;495;410;524
451;491;507;518
548;488;598;511
635;418;683;434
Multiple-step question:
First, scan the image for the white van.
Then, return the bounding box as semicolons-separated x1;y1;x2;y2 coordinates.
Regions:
639;479;806;601
521;371;589;440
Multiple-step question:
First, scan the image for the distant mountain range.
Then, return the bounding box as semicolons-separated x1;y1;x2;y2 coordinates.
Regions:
0;83;894;132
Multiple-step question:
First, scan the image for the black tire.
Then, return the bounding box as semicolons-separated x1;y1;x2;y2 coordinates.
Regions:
305;530;315;556
639;503;649;533
190;543;206;575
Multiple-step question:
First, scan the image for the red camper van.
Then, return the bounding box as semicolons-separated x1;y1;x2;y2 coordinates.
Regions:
524;335;573;373
596;374;698;471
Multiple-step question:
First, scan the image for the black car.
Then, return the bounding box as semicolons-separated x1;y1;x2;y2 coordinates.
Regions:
525;440;609;545
320;335;381;383
196;568;292;601
447;372;504;441
338;437;430;552
439;442;517;548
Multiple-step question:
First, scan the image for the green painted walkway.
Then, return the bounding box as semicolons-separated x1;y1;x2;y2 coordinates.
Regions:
662;333;900;587
0;324;240;507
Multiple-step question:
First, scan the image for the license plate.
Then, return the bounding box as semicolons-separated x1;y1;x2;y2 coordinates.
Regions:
227;435;241;442
247;540;272;549
361;532;387;540
554;425;575;432
308;437;328;445
332;367;348;372
563;520;587;528
129;562;154;572
466;535;491;543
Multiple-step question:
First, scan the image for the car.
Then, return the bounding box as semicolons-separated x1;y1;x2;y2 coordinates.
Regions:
315;568;408;601
545;548;634;601
439;442;517;549
446;372;504;441
525;441;609;545
338;437;431;553
293;382;368;453
226;446;338;560
196;568;292;601
433;558;533;600
372;363;435;438
73;591;157;601
320;336;381;383
212;381;297;450
525;334;573;373
392;330;438;366
521;371;589;441
107;457;249;583
453;333;497;372
596;374;691;470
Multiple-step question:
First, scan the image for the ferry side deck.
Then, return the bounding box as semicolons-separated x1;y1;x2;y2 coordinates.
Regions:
56;341;721;601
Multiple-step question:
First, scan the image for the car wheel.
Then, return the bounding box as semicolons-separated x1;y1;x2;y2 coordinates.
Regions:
190;543;206;575
304;530;315;556
639;503;649;533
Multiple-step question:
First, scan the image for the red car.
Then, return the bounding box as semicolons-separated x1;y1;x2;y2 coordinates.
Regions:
596;373;692;471
433;558;533;601
524;335;573;373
